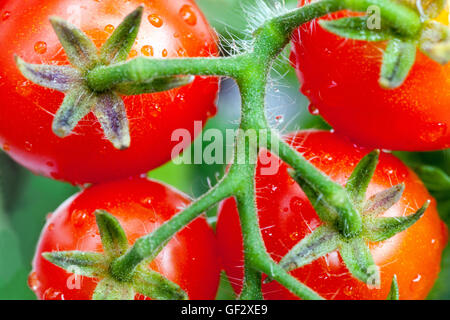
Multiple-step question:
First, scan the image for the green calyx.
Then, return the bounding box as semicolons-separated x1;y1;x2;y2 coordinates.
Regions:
42;210;188;300
281;150;429;288
14;5;193;150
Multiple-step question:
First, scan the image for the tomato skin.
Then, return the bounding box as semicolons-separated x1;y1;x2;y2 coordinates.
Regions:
290;1;450;151
216;130;448;300
0;0;218;184
30;177;221;300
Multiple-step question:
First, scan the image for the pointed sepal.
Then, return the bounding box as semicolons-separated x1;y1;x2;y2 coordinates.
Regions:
363;200;429;242
114;75;195;96
50;16;99;70
95;210;129;258
379;39;416;89
92;277;135;300
15;56;82;92
340;238;380;287
319;17;397;42
42;251;107;277
132;266;188;300
52;86;95;137
419;21;450;65
288;169;338;223
279;225;340;272
362;184;405;217
100;6;144;64
387;275;399;300
346;150;380;207
92;93;130;150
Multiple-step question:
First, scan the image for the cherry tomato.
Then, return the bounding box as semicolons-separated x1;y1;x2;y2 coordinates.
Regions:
29;177;221;300
290;1;450;151
0;0;218;184
216;130;448;300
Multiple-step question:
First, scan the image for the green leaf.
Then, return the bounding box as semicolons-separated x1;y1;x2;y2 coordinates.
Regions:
288;169;338;223
95;210;129;258
92;93;130;150
379;39;416;89
132;267;188;300
49;16;99;70
279;225;340;272
92;277;135;300
52;86;95;138
362;184;405;217
363;200;429;242
319;17;397;42
346;150;380;207
114;75;195;96
340;238;379;287
100;6;144;64
42;251;106;277
387;275;399;300
14;56;82;92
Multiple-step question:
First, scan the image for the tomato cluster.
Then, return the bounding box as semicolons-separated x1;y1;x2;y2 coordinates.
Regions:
0;0;447;301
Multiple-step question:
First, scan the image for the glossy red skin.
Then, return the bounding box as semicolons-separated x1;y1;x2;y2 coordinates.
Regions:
30;177;221;300
0;0;218;184
216;130;448;300
290;0;450;151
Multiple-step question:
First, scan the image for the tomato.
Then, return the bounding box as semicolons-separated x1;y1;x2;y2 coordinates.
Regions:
216;130;448;300
0;0;218;184
29;177;221;300
290;0;450;151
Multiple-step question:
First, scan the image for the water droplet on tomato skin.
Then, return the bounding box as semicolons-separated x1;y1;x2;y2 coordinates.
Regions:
71;210;90;228
1;11;11;21
28;272;41;292
43;288;64;300
148;14;163;28
180;5;197;26
48;223;55;231
2;142;10;151
308;104;320;115
420;122;447;143
104;24;115;33
24;141;33;152
34;41;47;54
141;45;154;57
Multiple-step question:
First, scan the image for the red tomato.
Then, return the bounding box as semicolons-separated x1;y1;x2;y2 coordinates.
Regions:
29;177;221;300
290;1;450;151
0;0;218;184
216;130;448;300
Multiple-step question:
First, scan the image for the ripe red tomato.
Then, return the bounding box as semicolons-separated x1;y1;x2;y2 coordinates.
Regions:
290;1;450;151
29;177;221;300
216;130;448;300
0;0;218;184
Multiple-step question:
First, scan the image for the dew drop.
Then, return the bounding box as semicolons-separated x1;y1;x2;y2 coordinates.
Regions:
275;115;284;123
162;48;168;57
141;197;153;208
141;45;154;57
290;196;304;212
71;210;89;228
1;11;11;21
308;104;320;115
28;272;41;291
289;231;299;241
420;123;447;143
177;48;186;57
34;41;47;54
48;223;55;231
104;24;115;33
24;141;33;151
180;5;197;26
2;142;10;151
43;288;64;300
343;285;353;296
148;14;163;28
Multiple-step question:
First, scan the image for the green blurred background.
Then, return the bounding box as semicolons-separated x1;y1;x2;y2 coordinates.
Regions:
0;0;449;300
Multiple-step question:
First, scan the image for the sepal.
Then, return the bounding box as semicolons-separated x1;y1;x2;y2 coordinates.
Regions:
92;277;135;300
379;39;416;89
398;0;445;19
362;184;405;217
95;210;129;258
387;275;399;300
42;251;107;277
419;21;450;65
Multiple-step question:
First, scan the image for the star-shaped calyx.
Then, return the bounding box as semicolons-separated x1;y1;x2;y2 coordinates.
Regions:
43;210;187;300
15;6;193;150
276;150;429;290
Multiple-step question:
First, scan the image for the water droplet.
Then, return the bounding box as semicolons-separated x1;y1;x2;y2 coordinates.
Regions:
290;196;304;212
24;141;32;151
289;231;299;241
141;45;154;57
141;197;153;208
71;210;89;228
43;288;64;300
34;41;47;54
148;14;163;28
162;48;168;57
16;80;32;96
129;49;138;58
2;142;10;151
2;11;11;21
308;104;320;115
104;24;115;33
343;285;353;296
177;48;186;57
48;223;55;231
420;123;447;143
28;272;41;291
275;115;284;123
180;5;197;26
150;104;162;117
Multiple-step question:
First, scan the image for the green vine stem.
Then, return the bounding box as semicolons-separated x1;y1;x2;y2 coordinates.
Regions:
23;0;434;300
